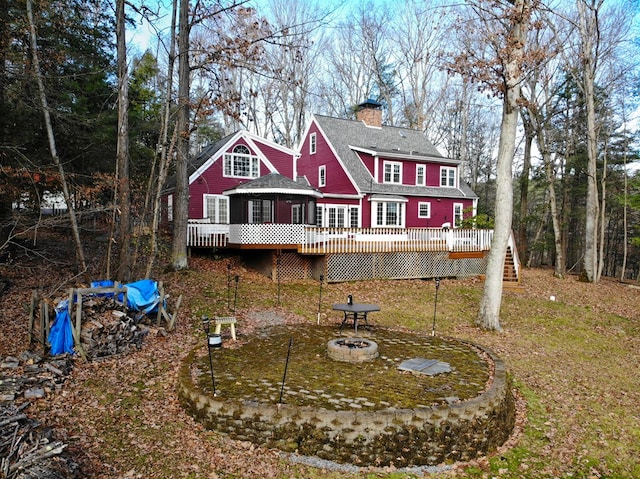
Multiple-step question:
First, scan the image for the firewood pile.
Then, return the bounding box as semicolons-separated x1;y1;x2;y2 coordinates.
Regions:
77;297;151;360
0;353;78;478
0;352;73;402
0;402;79;478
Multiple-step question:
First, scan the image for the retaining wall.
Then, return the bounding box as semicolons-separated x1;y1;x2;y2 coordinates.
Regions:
177;341;515;467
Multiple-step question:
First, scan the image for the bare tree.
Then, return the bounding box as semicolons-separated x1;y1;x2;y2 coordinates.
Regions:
171;0;190;271
394;0;452;134
114;0;131;282
448;0;535;331
26;0;87;278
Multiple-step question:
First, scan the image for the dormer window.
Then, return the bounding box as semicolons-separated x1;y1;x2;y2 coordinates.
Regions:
224;144;259;179
440;166;456;187
383;161;402;184
310;133;317;154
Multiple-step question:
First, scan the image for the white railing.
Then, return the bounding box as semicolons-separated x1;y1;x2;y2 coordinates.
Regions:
299;227;493;254
228;224;307;245
187;220;229;248
186;221;496;253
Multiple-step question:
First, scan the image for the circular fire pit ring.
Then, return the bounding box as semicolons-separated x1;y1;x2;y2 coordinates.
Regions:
327;337;378;362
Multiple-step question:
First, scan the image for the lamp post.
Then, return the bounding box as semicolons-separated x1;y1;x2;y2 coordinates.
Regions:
202;315;220;396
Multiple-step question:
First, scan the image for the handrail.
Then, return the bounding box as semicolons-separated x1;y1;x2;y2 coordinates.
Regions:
299;227;493;254
185;221;496;254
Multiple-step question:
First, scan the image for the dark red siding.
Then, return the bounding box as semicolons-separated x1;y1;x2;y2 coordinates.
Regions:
297;121;358;195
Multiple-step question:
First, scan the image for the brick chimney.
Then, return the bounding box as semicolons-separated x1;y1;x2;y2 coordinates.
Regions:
356;99;382;127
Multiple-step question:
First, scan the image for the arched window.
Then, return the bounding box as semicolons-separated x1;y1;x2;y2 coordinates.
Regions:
224;144;259;178
233;145;250;155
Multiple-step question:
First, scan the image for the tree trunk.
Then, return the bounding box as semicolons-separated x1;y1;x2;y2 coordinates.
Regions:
518;112;533;265
115;0;131;282
577;0;601;282
477;0;530;331
171;0;190;271
26;0;87;278
531;112;565;278
145;0;178;279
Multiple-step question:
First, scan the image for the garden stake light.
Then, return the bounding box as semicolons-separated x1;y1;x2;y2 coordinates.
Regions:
226;263;232;309
277;255;281;306
201;315;220;396
233;275;239;313
317;274;324;325
431;278;441;336
278;337;293;404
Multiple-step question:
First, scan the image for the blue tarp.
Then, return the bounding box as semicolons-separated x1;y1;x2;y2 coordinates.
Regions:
48;300;75;355
47;279;162;356
121;279;161;314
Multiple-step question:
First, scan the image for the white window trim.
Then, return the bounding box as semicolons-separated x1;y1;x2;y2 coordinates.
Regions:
371;201;406;228
416;164;426;186
310;132;317;154
453;202;464;227
383;161;402;184
318;165;326;187
440;166;457;187
203;194;229;224
223;149;260;179
418;201;431;219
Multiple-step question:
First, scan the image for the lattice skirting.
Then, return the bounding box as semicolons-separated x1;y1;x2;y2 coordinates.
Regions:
325;252;487;283
243;251;487;283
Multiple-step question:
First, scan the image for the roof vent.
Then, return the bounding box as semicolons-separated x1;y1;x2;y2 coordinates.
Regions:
399;131;407;138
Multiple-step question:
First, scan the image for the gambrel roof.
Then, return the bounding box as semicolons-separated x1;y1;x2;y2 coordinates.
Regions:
312;114;478;200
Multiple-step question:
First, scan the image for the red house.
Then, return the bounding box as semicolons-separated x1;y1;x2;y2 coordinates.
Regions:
162;104;519;285
162;130;312;247
296;99;478;229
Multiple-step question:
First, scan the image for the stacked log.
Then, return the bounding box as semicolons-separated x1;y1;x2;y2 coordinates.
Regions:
78;298;149;360
0;352;73;402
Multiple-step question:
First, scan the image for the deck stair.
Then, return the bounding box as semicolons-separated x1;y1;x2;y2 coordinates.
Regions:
503;247;524;292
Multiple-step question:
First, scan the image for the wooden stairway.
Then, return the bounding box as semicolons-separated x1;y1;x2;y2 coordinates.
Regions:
503;246;524;291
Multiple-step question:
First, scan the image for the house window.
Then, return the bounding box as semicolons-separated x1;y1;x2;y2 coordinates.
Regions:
373;201;405;227
416;164;426;186
223;145;259;179
318;165;326;187
204;194;229;223
316;205;323;226
310;133;317;154
349;207;359;228
292;204;303;224
418;202;431;219
383;161;402;184
248;199;273;223
327;206;346;227
454;203;464;227
440;166;456;187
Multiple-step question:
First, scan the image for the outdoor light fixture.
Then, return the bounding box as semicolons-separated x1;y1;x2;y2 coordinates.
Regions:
201;315;219;396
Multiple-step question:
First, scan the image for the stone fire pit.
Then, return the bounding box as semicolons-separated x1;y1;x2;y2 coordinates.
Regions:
327;337;378;362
